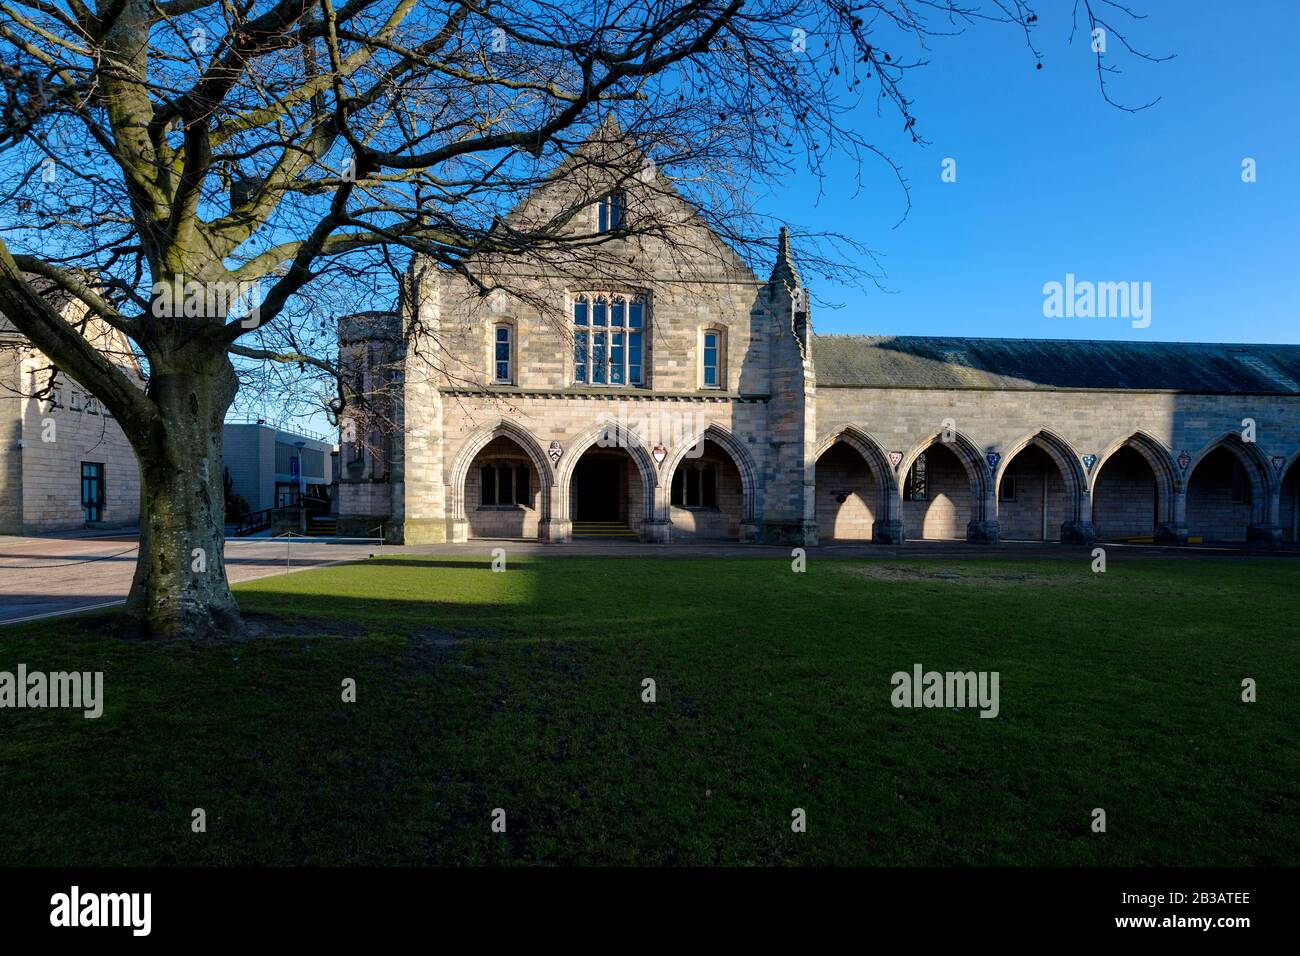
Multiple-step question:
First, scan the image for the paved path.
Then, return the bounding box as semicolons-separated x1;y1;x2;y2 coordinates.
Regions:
0;534;384;624
1;532;1293;625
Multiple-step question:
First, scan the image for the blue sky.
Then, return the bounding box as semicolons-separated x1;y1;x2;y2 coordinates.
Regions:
763;0;1300;345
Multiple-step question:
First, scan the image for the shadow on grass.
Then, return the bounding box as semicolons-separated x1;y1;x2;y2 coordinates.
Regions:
0;554;1297;866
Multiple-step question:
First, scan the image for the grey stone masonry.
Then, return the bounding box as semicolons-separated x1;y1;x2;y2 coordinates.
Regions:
338;132;1300;548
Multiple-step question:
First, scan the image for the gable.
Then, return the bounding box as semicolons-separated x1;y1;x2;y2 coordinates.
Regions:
449;123;758;288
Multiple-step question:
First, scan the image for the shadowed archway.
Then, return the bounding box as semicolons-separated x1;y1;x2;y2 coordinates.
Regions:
994;428;1092;543
897;430;995;543
1281;456;1299;543
1090;431;1180;544
813;425;901;543
447;419;553;541
1184;432;1275;544
555;417;658;541
660;422;760;541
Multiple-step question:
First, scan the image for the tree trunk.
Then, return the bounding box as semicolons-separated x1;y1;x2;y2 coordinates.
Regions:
122;352;241;640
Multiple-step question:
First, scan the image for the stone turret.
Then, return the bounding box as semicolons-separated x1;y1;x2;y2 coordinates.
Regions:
336;308;403;539
757;227;818;545
769;227;810;350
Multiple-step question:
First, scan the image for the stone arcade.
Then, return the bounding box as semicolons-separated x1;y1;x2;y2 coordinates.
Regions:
337;140;1300;549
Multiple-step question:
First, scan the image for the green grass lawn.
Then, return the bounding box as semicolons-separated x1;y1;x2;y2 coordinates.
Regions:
1;553;1297;865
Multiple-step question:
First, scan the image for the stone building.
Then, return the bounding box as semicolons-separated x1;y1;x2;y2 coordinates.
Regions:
1;299;143;534
337;142;1300;548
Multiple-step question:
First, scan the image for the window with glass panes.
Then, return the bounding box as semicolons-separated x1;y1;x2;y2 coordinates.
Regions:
81;462;104;522
480;461;531;507
702;330;721;387
671;462;718;508
572;294;644;386
493;324;512;383
904;454;928;501
597;191;624;232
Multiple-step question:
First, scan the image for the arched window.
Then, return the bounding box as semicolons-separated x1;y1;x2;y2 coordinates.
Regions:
573;293;645;386
493;323;513;384
597;191;624;232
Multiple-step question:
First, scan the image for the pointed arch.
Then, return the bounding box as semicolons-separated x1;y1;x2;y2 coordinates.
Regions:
1086;431;1180;538
447;419;553;526
995;428;1087;499
814;424;899;496
660;420;759;523
1185;430;1275;531
898;429;992;504
994;427;1091;535
1090;430;1179;525
814;424;902;541
555;416;658;524
1185;431;1274;541
897;429;995;540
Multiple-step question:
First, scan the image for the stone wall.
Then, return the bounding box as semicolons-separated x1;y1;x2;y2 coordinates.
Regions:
20;386;140;531
901;442;970;540
814;440;876;540
1091;446;1158;540
668;441;745;539
816;384;1300;544
998;445;1068;541
0;345;24;532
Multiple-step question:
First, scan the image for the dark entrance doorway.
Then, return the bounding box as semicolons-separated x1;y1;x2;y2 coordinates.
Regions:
573;456;621;521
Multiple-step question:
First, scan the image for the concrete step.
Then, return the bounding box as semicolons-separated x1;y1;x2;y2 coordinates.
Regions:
307;517;339;537
572;521;638;539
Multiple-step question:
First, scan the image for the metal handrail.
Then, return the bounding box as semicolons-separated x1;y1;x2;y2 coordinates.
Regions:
261;524;385;567
234;508;274;536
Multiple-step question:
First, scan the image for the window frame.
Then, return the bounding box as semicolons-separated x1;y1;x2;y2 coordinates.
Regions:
478;458;533;510
597;191;625;233
700;327;726;390
571;293;646;388
81;461;105;522
492;322;514;385
671;461;720;510
999;474;1017;502
904;453;928;502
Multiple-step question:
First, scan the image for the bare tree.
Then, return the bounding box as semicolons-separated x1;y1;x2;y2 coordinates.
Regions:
0;0;1163;639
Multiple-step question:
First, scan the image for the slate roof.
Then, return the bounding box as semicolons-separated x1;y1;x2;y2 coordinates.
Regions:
812;335;1300;395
